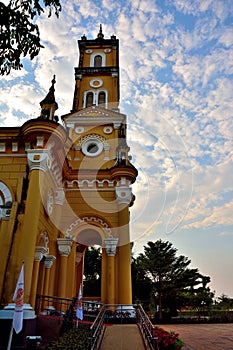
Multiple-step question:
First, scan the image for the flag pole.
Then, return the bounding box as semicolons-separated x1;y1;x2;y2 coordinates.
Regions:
7;323;14;350
7;262;24;349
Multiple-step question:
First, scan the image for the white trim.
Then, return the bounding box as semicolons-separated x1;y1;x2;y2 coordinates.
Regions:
83;89;108;108
90;78;103;88
82;138;103;157
90;52;106;67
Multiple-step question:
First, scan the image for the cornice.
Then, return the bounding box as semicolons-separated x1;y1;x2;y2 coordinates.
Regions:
62;106;126;123
64;178;115;189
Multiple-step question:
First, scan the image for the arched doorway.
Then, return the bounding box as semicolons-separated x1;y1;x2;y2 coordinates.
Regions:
75;227;103;301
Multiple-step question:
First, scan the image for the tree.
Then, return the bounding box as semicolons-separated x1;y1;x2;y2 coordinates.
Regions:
217;294;233;310
131;255;152;306
83;246;102;297
134;240;213;320
0;0;62;75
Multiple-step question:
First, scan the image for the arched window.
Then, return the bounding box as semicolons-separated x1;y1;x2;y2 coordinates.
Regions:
86;92;94;107
94;55;102;67
0;181;12;219
98;92;106;106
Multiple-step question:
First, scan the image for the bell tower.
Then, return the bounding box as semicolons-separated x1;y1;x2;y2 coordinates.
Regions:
62;26;137;305
72;25;119;112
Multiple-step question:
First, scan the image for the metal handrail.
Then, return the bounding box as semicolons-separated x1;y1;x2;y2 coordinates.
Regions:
88;306;106;350
35;294;74;316
136;304;158;350
35;296;157;349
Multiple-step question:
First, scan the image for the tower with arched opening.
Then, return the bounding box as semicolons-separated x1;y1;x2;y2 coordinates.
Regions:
0;27;137;313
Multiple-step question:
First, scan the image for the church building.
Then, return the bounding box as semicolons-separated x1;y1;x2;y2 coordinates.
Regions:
0;26;137;313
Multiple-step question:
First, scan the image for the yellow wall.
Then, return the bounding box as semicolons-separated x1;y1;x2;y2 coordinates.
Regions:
0;32;137;309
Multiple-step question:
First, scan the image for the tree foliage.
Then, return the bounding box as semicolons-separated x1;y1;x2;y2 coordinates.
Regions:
83;246;101;297
132;240;213;320
0;0;62;75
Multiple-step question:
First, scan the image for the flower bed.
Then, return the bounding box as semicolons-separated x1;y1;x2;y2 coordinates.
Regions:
153;327;184;349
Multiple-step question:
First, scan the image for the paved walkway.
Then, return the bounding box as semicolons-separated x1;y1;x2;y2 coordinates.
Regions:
99;323;233;350
100;324;146;350
159;323;233;350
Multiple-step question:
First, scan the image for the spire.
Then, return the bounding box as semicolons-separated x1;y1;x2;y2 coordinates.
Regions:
39;75;58;122
96;24;104;40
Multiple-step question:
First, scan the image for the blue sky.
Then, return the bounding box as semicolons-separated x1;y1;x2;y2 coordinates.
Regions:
1;0;233;298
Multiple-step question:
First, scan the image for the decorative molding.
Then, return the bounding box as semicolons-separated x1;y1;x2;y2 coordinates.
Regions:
0;143;6;152
104;237;119;256
27;149;51;172
0;207;11;219
34;246;48;262
12;142;18;152
90;78;103;88
25;142;31;151
90;52;106;67
36;136;44;148
81;137;104;157
65;216;112;237
115;178;133;205
57;237;73;257
111;72;118;78
48;152;63;187
63;107;126;129
76;252;83;264
44;255;56;269
103;126;113;134
77;133;106;147
55;188;65;205
75;126;84;134
64;179;115;189
113;122;121;129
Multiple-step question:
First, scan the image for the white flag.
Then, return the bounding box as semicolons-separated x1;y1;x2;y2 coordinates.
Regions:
76;284;83;320
13;264;24;334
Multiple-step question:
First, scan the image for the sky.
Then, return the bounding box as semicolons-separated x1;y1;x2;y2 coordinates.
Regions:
0;0;233;298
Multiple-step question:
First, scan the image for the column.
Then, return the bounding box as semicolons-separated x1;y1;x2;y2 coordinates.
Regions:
18;149;49;304
116;179;133;305
104;237;118;305
42;255;56;311
43;255;56;296
57;237;73;298
101;248;107;304
66;242;76;299
30;246;48;309
75;251;84;297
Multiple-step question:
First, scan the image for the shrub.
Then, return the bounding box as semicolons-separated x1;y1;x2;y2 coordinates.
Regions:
153;327;184;349
45;324;90;350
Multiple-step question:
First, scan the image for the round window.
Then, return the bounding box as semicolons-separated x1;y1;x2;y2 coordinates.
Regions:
82;138;103;157
90;78;103;88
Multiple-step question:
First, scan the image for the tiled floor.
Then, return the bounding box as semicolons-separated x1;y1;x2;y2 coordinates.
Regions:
159;323;233;350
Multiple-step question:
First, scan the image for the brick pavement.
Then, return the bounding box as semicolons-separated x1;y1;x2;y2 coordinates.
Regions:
100;323;233;350
159;323;233;350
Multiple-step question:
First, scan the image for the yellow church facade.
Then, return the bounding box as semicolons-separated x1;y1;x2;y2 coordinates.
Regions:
0;27;137;311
